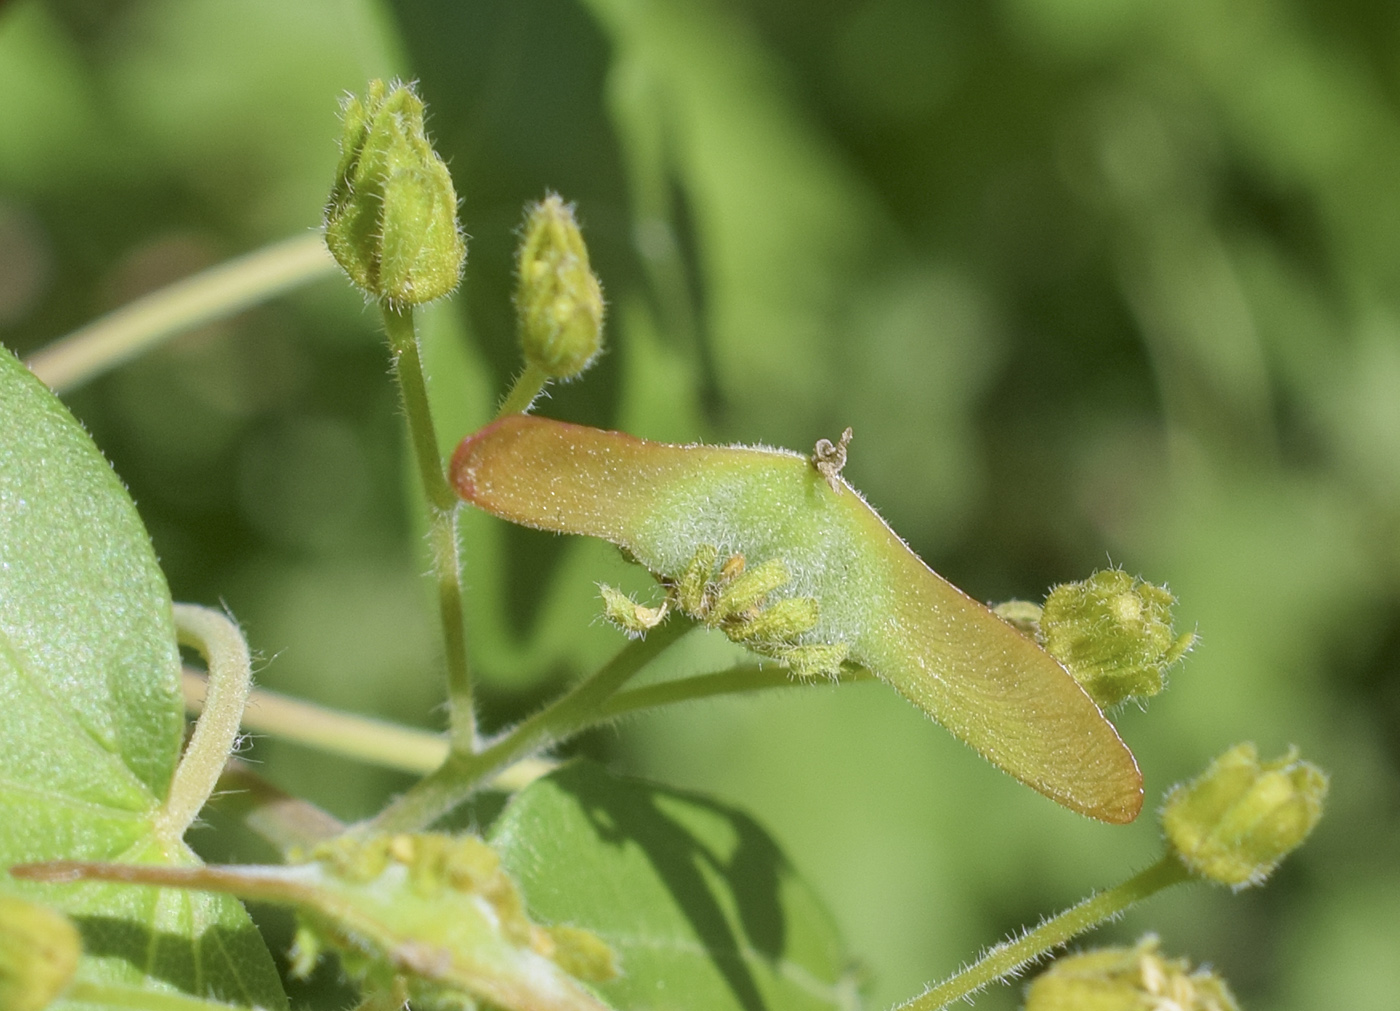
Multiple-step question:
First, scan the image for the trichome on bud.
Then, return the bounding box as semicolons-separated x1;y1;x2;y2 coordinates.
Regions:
324;79;465;307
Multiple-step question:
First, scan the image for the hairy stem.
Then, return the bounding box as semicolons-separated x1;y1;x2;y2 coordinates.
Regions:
365;618;692;834
157;605;253;849
601;664;873;718
381;303;476;749
382;305;455;511
186;671;556;790
183;669;447;774
496;362;551;417
182;658;870;778
896;855;1193;1010
25;234;336;393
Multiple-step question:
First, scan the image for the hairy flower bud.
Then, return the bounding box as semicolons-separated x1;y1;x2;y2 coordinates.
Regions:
0;895;81;1011
598;583;668;637
1038;569;1194;708
515;194;605;379
1162;743;1327;888
324;79;465;306
1025;935;1237;1011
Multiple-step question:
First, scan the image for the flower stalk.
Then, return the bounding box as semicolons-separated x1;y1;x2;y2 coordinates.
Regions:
897;856;1193;1011
365;617;692;834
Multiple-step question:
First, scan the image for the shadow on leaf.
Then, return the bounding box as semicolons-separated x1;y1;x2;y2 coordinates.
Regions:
73;914;278;1006
551;760;788;1011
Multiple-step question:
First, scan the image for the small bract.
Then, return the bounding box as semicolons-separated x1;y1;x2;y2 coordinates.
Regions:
515;194;605;380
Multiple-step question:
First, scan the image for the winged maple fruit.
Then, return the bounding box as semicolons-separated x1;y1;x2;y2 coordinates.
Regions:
450;415;1144;824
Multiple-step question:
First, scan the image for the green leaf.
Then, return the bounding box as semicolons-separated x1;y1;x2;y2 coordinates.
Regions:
15;833;617;1011
489;760;861;1011
0;347;286;1010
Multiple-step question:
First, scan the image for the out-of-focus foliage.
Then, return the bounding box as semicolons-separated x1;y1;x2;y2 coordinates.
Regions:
2;0;1398;1008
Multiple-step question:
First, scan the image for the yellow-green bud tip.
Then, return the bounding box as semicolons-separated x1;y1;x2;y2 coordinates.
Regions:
1038;568;1194;709
0;895;81;1011
324;79;465;306
1025;935;1238;1011
515;193;605;379
1162;742;1328;888
599;583;668;637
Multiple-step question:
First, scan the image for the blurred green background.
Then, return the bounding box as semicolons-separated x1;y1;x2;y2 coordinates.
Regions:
3;0;1399;1007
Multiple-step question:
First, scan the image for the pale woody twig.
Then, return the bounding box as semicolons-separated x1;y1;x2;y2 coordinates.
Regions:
25;233;337;393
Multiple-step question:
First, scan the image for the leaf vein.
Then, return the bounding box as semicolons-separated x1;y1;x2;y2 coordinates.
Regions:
0;776;154;819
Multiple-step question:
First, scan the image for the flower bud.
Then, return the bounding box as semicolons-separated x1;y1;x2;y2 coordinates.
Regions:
780;641;850;679
1025;935;1237;1011
598;583;669;637
515;194;605;379
712;558;790;622
1038;569;1194;708
1162;742;1327;888
0;895;81;1011
324;79;465;306
731;596;821;645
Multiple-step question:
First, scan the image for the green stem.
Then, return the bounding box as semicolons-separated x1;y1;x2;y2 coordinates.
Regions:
184;669;448;775
600;664;873;718
364;618;692;833
895;855;1193;1010
158;605;252;849
429;509;473;746
183;658;870;779
25;234;336;393
496;362;551;417
381;303;475;749
187;670;555;791
382;304;456;513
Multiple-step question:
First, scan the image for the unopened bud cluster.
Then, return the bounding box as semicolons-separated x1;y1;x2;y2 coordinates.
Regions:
1162;742;1327;888
0;895;80;1011
600;544;850;676
675;545;847;678
324;79;465;306
515;194;605;379
1025;935;1237;1011
999;569;1194;709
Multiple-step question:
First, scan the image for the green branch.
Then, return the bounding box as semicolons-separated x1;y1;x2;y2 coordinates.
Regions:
364;618;693;833
184;658;868;778
601;663;873;718
25;234;336;393
496;362;552;417
381;304;476;750
895;855;1193;1010
183;669;447;775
